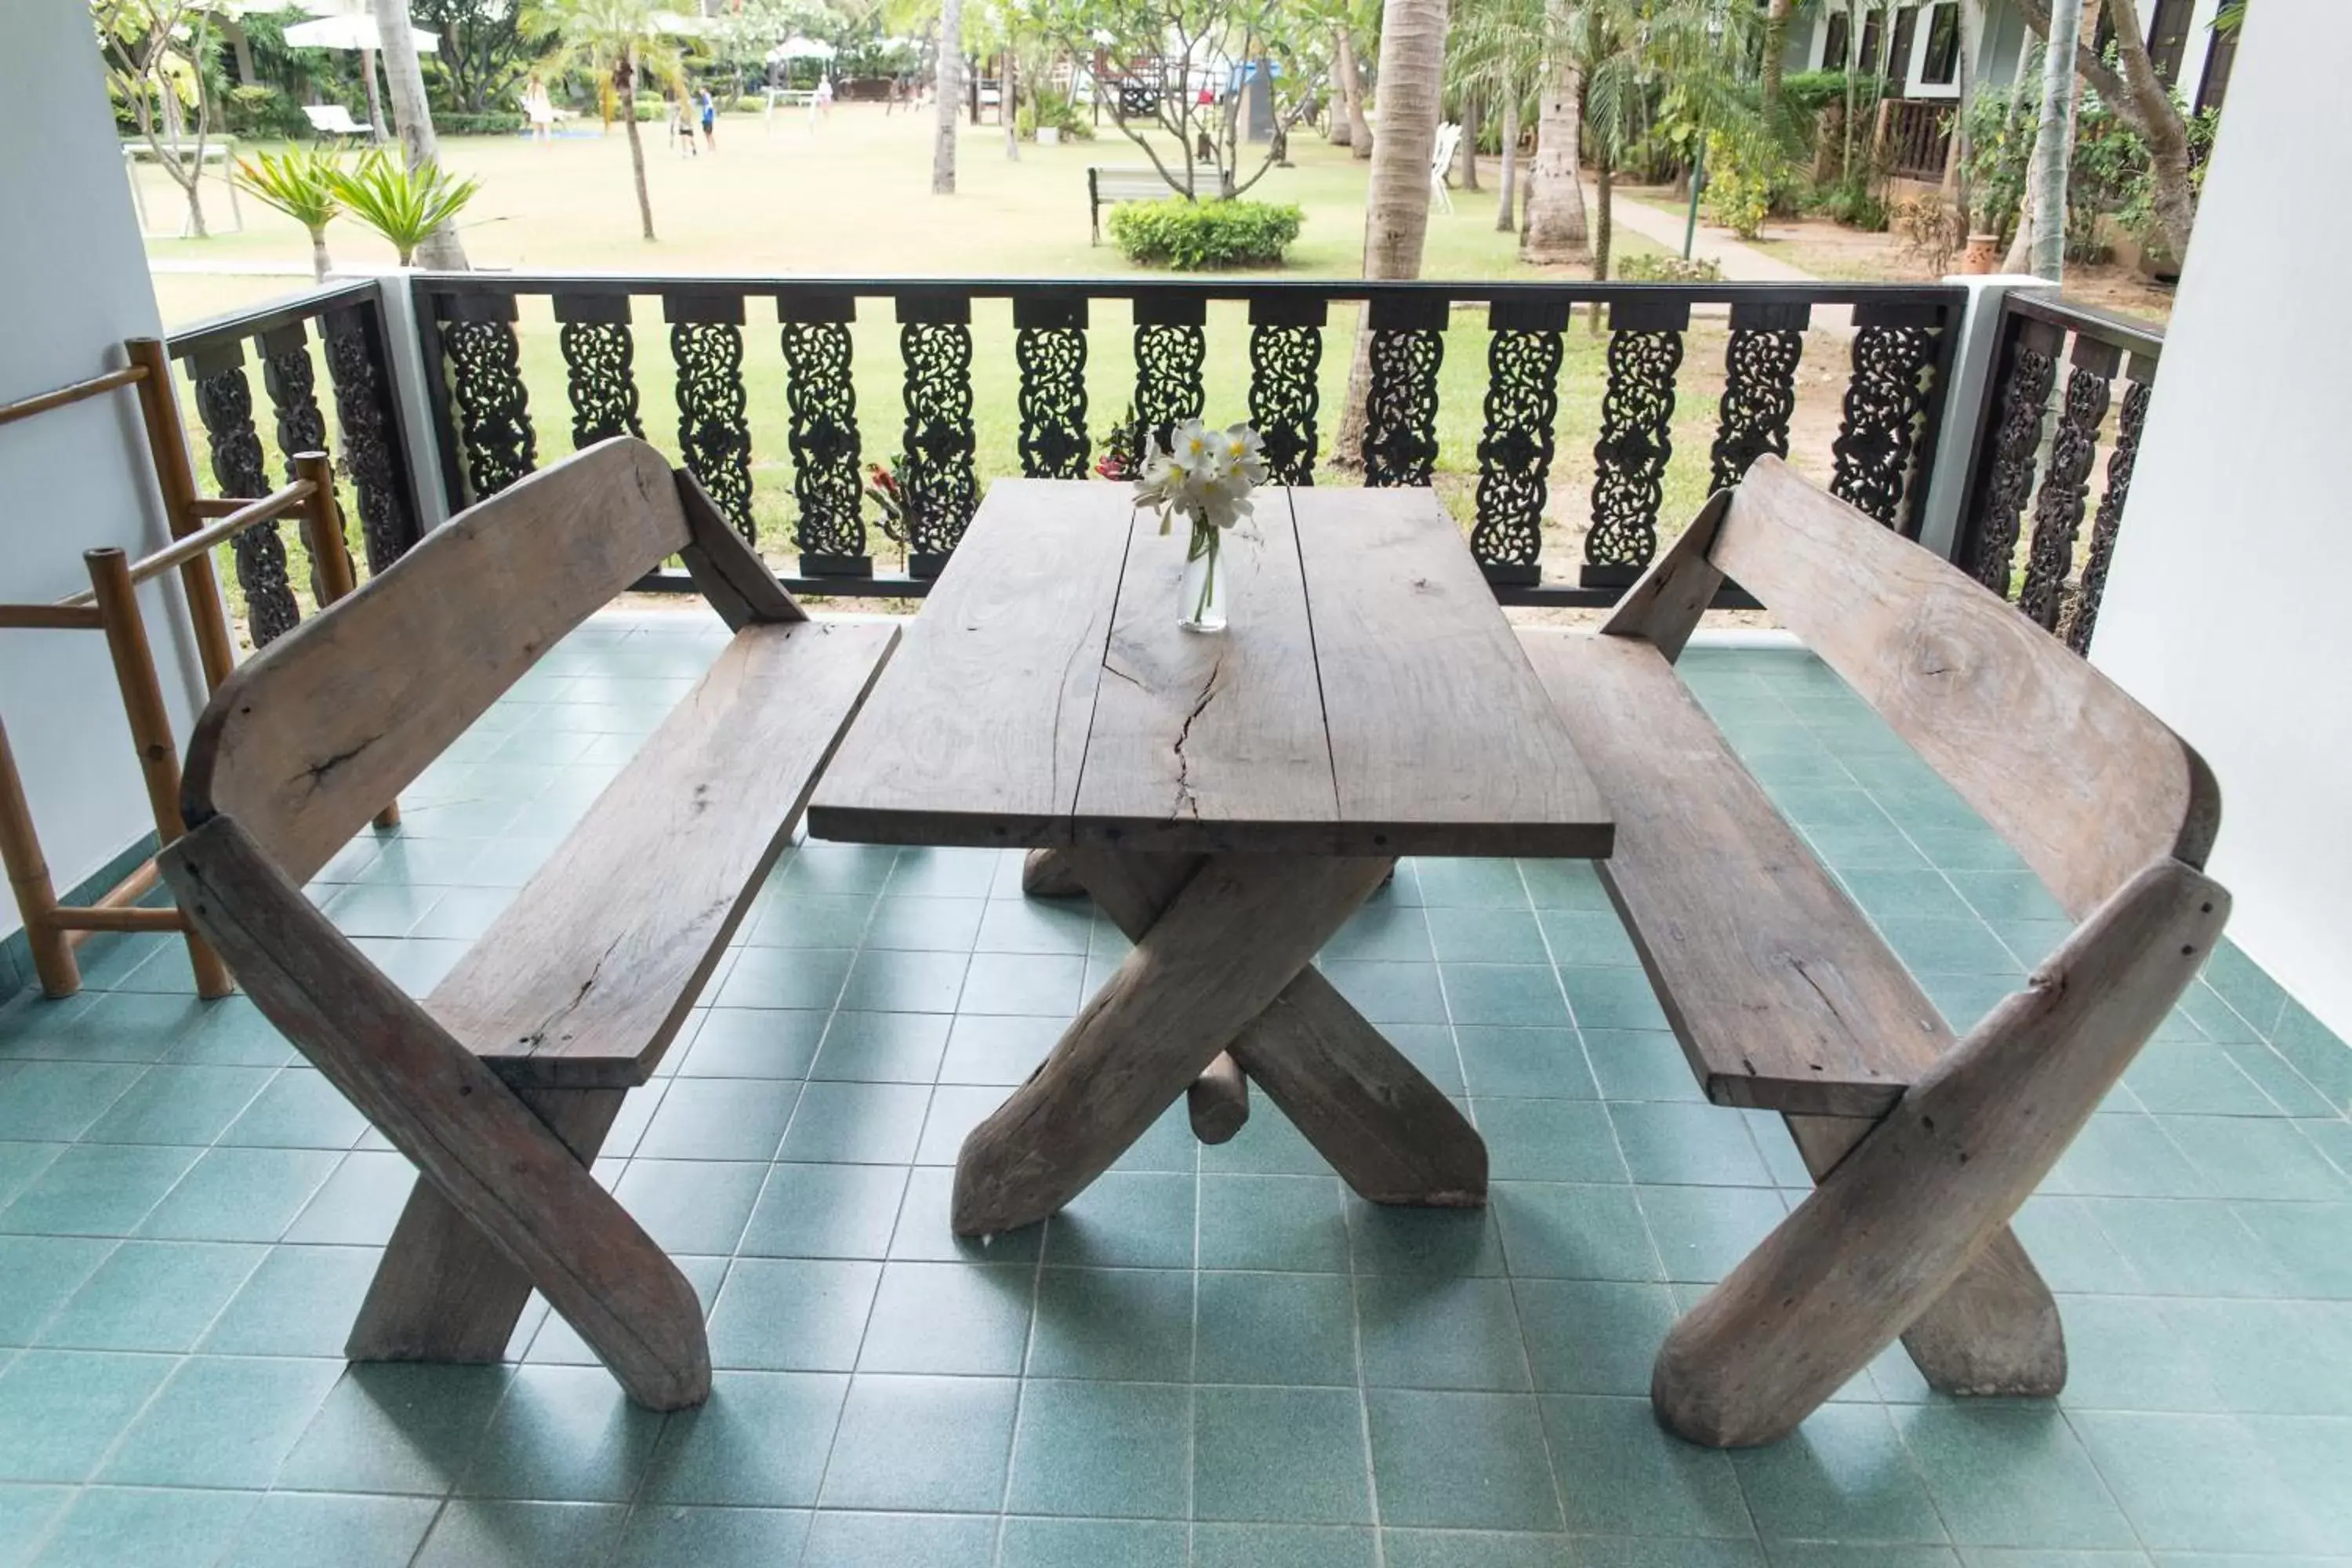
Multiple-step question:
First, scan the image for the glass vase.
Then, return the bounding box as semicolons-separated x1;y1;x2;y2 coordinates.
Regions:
1178;519;1228;633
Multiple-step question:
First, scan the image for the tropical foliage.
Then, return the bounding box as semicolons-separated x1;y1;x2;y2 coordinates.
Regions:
1109;198;1305;268
234;145;343;279
328;151;481;265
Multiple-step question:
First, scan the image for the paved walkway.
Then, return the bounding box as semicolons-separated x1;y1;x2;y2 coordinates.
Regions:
1592;184;1854;333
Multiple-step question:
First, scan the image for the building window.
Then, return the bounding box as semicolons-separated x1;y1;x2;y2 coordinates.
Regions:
1888;5;1922;89
1920;2;1961;85
1824;12;1849;71
1857;13;1882;75
2197;9;2241;114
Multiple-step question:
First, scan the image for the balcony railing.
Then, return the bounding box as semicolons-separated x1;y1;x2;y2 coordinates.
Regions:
1879;98;1955;183
158;272;2162;651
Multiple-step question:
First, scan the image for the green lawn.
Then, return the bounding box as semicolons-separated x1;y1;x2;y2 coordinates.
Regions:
145;107;1856;615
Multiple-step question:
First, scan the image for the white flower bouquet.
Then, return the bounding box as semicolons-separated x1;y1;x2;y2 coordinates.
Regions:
1131;418;1269;630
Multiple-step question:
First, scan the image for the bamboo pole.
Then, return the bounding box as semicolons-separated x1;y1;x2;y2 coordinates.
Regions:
0;716;78;996
0;365;146;429
83;546;234;999
126;337;238;691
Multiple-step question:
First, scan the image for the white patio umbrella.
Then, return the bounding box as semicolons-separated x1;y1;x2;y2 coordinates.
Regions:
768;36;838;62
281;13;439;53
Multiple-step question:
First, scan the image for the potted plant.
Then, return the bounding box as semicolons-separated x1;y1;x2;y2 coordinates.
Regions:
1962;84;2031;273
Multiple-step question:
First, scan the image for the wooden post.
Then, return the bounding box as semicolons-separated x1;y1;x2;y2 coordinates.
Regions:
126;337;237;692
84;546;234;999
293;451;399;832
0;717;77;996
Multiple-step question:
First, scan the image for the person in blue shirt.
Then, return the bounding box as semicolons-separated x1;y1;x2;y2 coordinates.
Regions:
698;87;717;152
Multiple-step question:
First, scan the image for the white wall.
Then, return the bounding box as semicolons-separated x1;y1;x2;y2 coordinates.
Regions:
0;0;205;935
2090;0;2352;1040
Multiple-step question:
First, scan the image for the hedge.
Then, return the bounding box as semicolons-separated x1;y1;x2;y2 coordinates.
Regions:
1109;198;1305;270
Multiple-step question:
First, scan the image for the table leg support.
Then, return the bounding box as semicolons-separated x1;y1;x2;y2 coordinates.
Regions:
952;852;1392;1236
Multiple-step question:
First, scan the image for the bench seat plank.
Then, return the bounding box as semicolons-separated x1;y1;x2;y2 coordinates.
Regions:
434;619;897;1089
1518;629;1948;1118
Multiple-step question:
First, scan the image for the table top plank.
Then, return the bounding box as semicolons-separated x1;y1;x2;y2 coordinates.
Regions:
1289;487;1614;859
1072;499;1340;852
806;480;1133;848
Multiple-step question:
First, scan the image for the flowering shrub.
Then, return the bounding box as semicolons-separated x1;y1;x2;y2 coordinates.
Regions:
1109;198;1304;270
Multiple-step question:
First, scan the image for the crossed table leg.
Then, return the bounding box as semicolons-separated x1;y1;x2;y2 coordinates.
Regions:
952;848;1490;1236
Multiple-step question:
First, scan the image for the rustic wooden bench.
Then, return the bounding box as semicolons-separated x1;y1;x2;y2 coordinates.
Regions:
158;437;898;1410
1517;456;2228;1448
1087;165;1224;242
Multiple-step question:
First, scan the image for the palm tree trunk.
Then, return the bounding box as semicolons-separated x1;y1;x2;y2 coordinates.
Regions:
1327;31;1354;144
309;228;332;282
1337;0;1452;466
1523;31;1586;261
2027;0;2083;279
1593;151;1613;281
1004;47;1018;160
1496;79;1519;233
1459;93;1479;191
361;47;386;146
1341;31;1373;158
934;0;964;194
1762;0;1793;122
373;0;468;267
622;63;655;241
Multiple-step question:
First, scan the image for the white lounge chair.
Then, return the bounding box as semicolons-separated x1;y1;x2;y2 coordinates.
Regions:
303;103;374;145
1431;121;1462;214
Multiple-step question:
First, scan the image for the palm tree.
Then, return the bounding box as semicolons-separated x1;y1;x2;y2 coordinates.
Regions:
1520;0;1587;263
934;0;964;192
547;0;689;241
374;0;469;267
1448;0;1545;233
237;147;343;281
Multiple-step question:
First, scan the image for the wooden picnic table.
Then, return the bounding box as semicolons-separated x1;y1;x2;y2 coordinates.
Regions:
808;479;1614;1236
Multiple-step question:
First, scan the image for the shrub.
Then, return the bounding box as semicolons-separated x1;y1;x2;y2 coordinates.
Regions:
437;111;529;136
1614;253;1723;283
1018;86;1094;141
1780;70;1891;116
224;85;314;140
1700;130;1777;239
1816;175;1888;232
1109;198;1303;270
1963;84;2033;240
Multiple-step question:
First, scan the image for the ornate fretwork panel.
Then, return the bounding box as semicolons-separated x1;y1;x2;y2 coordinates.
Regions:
439;317;537;502
321;309;419;572
1133;323;1206;453
1247;324;1322;485
259;328;326;483
1472;326;1563;575
2017;355;2116;630
780;319;866;561
557;322;644;449
2066;376;2151;655
670;321;756;543
1585;328;1683;572
191;354;300;646
901;321;978;559
1830;322;1940;530
1710;328;1805;493
1017;328;1091;479
1963;325;2060;594
1363;329;1444;488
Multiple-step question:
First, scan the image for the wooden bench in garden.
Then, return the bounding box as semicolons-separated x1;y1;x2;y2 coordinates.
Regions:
1087;165;1224;242
158;437;898;1410
1516;456;2229;1448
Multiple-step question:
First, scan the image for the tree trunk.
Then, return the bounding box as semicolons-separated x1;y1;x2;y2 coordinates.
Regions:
622;66;656;241
1593;150;1614;285
374;0;468;267
1762;0;1794;122
1337;0;1452;466
1841;0;1860;180
361;47;387;146
934;0;964;194
2027;0;2083;280
1947;0;1984;209
1523;25;1587;262
1327;31;1354;144
309;227;332;282
2013;0;2198;260
1459;93;1480;191
1341;31;1373;158
1496;80;1519;233
1004;46;1018;160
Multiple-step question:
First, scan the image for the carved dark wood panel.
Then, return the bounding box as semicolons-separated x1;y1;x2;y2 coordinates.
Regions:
901;315;978;563
1710;327;1806;493
190;348;300;645
1133;323;1207;454
1017;328;1091;479
1245;296;1326;486
554;296;644;450
321;306;421;572
2017;347;2118;630
1586;320;1684;573
1471;305;1565;580
259;325;327;481
1364;328;1446;488
780;313;866;564
1963;320;2062;595
2066;373;2151;655
439;316;537;502
670;317;756;543
1830;321;1940;529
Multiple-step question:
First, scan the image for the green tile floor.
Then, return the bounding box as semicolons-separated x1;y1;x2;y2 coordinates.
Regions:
1;614;2349;1566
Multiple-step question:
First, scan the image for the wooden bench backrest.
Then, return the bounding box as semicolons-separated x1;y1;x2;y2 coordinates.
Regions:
181;437;691;886
1708;458;2219;921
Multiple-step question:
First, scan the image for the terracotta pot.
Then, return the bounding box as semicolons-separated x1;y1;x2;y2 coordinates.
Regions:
1960;234;2001;275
